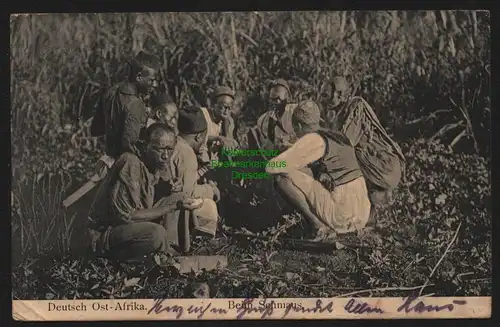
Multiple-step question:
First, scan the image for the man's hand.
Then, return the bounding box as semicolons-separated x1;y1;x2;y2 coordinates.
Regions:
279;139;294;151
170;178;183;193
208;180;221;202
181;198;204;210
221;112;234;121
218;136;239;150
222;114;236;137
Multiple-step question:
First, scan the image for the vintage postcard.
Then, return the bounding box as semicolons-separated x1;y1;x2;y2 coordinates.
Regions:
11;11;491;320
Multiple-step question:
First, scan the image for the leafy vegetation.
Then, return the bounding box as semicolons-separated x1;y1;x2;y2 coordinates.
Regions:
11;11;491;299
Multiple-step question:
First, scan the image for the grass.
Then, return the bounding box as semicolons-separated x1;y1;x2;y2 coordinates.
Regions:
10;11;491;299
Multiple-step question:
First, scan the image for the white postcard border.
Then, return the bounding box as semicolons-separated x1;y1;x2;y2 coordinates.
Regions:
12;297;491;321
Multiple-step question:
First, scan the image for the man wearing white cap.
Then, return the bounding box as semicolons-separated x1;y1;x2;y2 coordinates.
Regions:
198;86;239;165
252;79;298;156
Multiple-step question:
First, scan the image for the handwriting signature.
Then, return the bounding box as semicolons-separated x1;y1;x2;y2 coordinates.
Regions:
397;295;467;313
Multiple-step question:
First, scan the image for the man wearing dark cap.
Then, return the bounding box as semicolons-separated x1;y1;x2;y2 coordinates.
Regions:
326;76;405;217
265;100;372;242
158;106;221;246
198;86;239;165
251;79;300;156
88;123;203;263
91;51;162;159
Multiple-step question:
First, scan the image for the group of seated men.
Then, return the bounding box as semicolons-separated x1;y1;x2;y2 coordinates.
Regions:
87;51;404;264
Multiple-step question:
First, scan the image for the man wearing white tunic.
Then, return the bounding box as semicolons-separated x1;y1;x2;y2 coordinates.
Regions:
198;86;239;165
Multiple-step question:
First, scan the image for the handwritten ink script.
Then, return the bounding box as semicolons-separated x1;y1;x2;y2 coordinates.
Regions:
397;295;467;313
146;296;468;319
234;298;334;319
344;299;384;314
147;299;228;319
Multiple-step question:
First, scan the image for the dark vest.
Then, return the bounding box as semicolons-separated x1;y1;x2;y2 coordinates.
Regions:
309;129;363;190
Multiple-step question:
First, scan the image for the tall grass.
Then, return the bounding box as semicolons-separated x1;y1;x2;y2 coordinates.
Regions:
10;11;491;264
11;172;76;264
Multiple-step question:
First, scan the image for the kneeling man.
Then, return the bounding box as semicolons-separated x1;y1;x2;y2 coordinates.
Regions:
265;100;371;241
89;123;202;262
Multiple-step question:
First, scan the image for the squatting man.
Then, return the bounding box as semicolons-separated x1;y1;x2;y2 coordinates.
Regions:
88;123;209;264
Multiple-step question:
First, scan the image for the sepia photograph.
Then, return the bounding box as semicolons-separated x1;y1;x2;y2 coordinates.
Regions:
11;10;491;320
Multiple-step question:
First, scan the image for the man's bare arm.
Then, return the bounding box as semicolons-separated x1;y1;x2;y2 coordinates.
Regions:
129;203;179;222
110;154;179;224
222;115;236;138
266;133;326;174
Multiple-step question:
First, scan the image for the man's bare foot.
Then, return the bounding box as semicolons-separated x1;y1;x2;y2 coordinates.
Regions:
154;252;178;268
312;228;337;243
